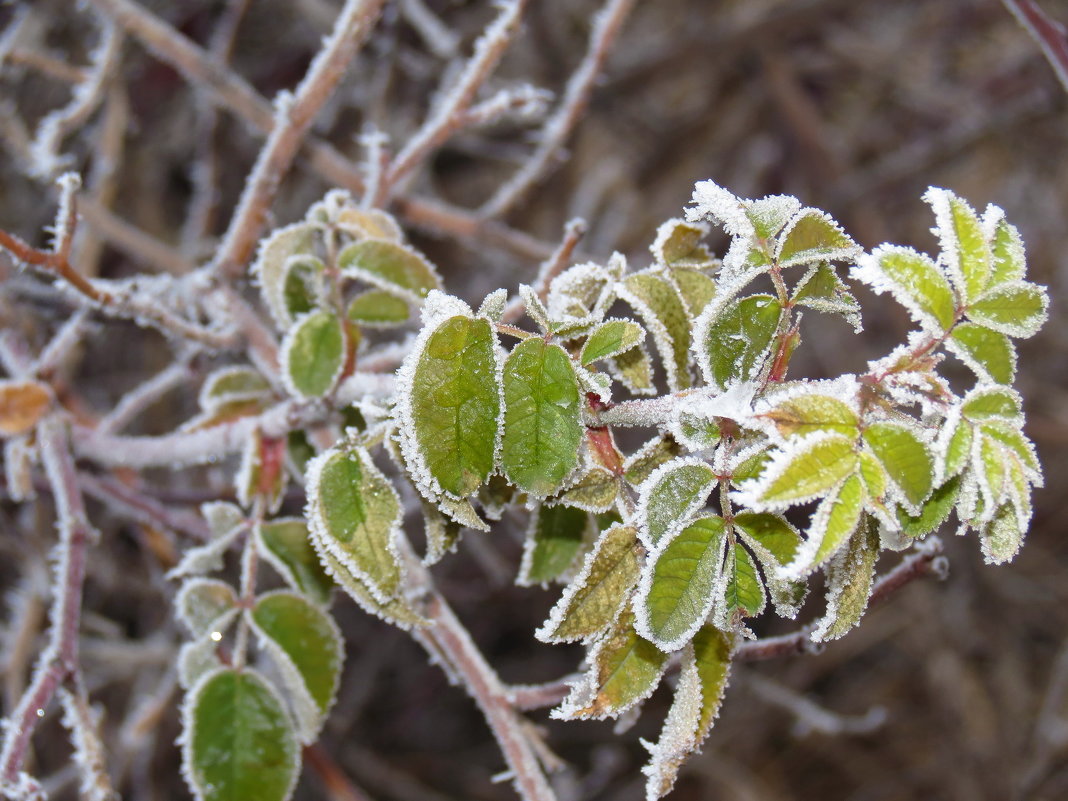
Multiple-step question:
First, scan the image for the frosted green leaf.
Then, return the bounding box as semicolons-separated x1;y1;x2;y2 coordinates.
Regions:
257;519;333;606
671;401;721;452
692;624;732;733
947;323;1016;384
776;208;858;268
722;542;765;621
251;591;342;741
977;435;1007;510
306;446;401;603
282;255;323;319
651;218;714;267
733;512;800;565
863;423;932;512
199;367;272;411
317;548;427;629
741;433;857;508
929;190;992;302
177;579;237;637
637;515;726;651
347;290;410;326
338;239;441;301
966;281;1048;338
620;272;693;391
857;450;888;500
408;315;500;497
961;386;1021;422
731;447;771;484
477;288;508;322
697;294;782;390
287;430;315;475
183;668;298;801
537;524;641;643
792;263;861;329
502;338;582;495
980;503;1023;564
811;517;879;641
519;504;590;585
808;473;866;570
556;609;667;720
434;493;490;532
637;458;716;547
980;420;1040;475
897;476;961;538
852;246;956;332
623;436;683;486
581;319;646;365
421;499;461;566
760;394;858;438
252;222;317;330
671;268;717;316
281;311;344;399
556;467;618;512
609;344;655;395
988;215;1026;285
746;194;801;239
942;416;973;479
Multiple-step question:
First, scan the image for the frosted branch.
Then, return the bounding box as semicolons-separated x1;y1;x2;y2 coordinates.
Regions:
741;672;887;736
97;359;193;434
501;218;587;323
1002;0;1068;95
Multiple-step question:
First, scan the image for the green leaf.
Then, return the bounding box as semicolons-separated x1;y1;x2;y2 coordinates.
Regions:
897;476;961;537
988;216;1026;285
803;473;866;573
966;281;1048;338
282;255;323;319
776;209;858;268
555;467;618;513
671;399;721;452
317;547;428;629
929;190;992;302
862;423;932;512
942;416;973;479
853;246;956;332
501;338;583;495
692;624;732;733
306;446;402;602
697;294;783;390
652;219;714;267
346;289;410;326
760;393;858;438
286;430;315;475
252;222;317;330
519;504;590;585
251;591;343;742
743;433;858;508
338;239;441;301
811;516;880;641
637;458;716;547
792;263;861;328
637;515;727;650
621;272;693;390
556;609;667;719
199;368;273;411
176;579;237;637
721;542;765;622
857;449;888;500
405;314;500;497
257;519;334;606
183;668;298;801
733;512;800;565
537;524;641;643
671;268;717;316
623;436;683;486
961;386;1021;422
980;503;1024;564
731;447;771;484
980;420;1040;475
947;323;1016;384
282;311;345;399
581;319;646;366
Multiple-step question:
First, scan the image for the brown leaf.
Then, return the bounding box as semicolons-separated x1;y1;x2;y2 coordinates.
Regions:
0;380;51;436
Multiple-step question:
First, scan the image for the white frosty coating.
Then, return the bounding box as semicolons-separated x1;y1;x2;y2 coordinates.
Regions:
197;366;271;412
676;382;760;445
234;429;259;510
880;520;914;552
774;207;860;268
971;431;1006;524
809;528;877;642
779;477;851;580
477;287;509;322
582;317;647;364
633;518;726;652
303;445;405;604
922;186;973;299
174;578;238;637
720;438;771;478
176;610;238;689
166;525;244;580
200;501;244;540
944;330;1017;386
689;283;770;391
880;370;951;419
851;245;951;334
793;263;863;333
335;371;397;404
981;203;1027;283
979;505;1025;565
247;589;344;745
4;436;35;503
58;687;113;801
547;262;614;327
633;457;716;551
574;364;613;404
278;310;347;401
686;180;754;239
731;430;855;514
179;666;299;801
961;384;1024;425
339;239;443;306
535;523;637;644
967;280;1050;339
616;271;688;393
250;221;319;331
649;217;711;264
933;402;965;483
518;283;551;332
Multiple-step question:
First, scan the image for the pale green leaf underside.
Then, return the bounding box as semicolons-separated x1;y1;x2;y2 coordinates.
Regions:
692;624;732;734
813;518;879;641
338;239;440;299
318;548;427;628
762;394;858;438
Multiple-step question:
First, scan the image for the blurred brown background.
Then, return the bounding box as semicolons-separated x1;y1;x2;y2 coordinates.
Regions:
1;1;1067;800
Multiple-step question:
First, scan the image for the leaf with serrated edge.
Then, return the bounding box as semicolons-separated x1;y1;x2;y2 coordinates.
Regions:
898;476;961;537
947;323;1016;384
620;271;693;391
554;467;618;513
759;393;858;439
477;288;508;322
319;547;428;628
250;591;343;743
608;344;656;396
720;542;766;623
983;208;1026;285
650;218;713;267
961;385;1021;423
792;263;862;330
636;458;716;548
851;245;956;332
624;436;683;486
733;512;800;565
257;519;333;606
980;420;1041;478
581;319;647;366
518;504;592;586
338;239;441;302
636;515;727;651
305;446;403;603
280;311;345;399
181;668;299;801
176;579;237;637
786;473;865;578
863;423;932;513
980;503;1024;564
501;338;582;496
810;516;880;641
735;432;858;511
552;609;667;720
695;293;783;391
347;290;411;326
966;280;1048;338
924;188;993;303
537;524;641;644
776;208;858;268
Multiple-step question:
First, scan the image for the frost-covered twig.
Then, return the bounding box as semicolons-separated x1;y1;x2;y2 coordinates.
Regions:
0;417;95;790
303;743;378;801
33;309;91;378
1002;0;1068;95
501;218;587;323
740;671;887;736
384;0;529;193
505;676;581;712
480;0;636;217
77;473;212;543
399;0;459;59
58;684;118;801
211;0;387;280
97;360;192;434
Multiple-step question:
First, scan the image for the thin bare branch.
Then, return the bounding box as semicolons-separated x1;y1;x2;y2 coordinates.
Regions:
96;360;192;434
1002;0;1068;95
501;217;587;323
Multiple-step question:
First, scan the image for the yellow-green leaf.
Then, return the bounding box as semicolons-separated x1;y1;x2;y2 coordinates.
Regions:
811;516;880;641
721;542;765;621
338;239;441;301
853;245;956;332
760;393;858;438
347;289;411;326
863;423;932;512
281;311;344;399
744;433;858;508
621;272;693;391
947;323;1015;384
776;209;858;268
966;281;1048;338
581;319;646;365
